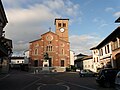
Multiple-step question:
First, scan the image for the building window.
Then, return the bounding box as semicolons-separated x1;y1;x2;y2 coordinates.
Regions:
61;60;64;67
119;38;120;47
58;23;61;27
115;40;118;49
17;61;19;64
34;48;38;55
94;58;95;62
112;39;118;50
63;23;66;27
97;57;98;62
107;45;110;53
92;65;94;69
112;42;115;50
61;49;64;55
100;49;103;56
105;46;107;54
46;45;53;51
96;50;98;53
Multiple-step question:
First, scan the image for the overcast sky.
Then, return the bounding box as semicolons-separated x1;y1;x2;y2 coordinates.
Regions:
2;0;120;56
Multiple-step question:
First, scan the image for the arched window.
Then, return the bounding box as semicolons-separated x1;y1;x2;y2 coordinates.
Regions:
62;49;64;55
34;48;38;55
46;45;53;51
63;23;66;27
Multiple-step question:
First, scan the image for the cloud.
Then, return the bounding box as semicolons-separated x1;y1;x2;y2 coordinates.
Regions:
3;0;81;56
114;12;120;17
105;7;115;12
93;17;108;29
6;5;56;24
70;34;101;55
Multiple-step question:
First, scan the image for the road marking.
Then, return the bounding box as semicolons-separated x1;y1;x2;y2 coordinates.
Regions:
25;73;41;79
54;78;96;90
37;84;70;90
21;79;41;90
61;84;70;90
36;83;47;86
56;82;65;85
0;74;10;80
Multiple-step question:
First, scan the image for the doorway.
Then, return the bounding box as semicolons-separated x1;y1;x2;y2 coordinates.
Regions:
49;58;52;67
34;60;38;67
115;53;120;68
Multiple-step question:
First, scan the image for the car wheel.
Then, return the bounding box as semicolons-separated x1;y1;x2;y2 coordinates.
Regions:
104;81;111;88
80;74;84;77
81;74;85;77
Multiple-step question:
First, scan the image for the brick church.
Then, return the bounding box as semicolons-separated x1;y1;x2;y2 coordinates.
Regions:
29;18;70;72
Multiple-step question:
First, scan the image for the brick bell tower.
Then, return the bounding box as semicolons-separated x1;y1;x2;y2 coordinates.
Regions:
55;18;69;42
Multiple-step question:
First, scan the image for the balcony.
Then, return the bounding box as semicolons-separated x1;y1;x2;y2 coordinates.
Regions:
0;37;12;56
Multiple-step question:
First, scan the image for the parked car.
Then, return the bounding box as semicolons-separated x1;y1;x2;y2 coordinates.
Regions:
79;69;97;77
115;71;120;90
96;68;119;88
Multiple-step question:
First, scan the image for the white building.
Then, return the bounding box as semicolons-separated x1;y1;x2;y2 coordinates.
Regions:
82;56;95;72
91;42;112;72
91;43;112;70
70;50;75;66
90;48;100;72
11;57;24;64
24;50;29;64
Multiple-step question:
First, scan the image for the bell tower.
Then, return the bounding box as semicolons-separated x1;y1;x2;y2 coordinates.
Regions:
55;18;69;42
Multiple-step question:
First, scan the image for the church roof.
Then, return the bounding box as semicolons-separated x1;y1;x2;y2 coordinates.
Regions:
41;30;58;36
29;30;70;43
29;39;41;43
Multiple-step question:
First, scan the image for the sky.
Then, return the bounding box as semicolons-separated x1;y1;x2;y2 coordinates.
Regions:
2;0;120;56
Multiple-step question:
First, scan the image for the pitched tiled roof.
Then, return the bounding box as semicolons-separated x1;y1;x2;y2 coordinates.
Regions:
0;0;8;25
115;17;120;23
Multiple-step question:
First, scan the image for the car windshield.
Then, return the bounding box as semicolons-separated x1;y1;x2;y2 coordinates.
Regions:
117;71;120;77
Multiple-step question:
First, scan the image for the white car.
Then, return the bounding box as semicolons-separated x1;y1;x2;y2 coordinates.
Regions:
115;71;120;90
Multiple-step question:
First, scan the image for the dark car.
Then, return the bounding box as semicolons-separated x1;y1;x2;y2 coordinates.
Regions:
79;69;97;77
115;71;120;90
96;68;119;88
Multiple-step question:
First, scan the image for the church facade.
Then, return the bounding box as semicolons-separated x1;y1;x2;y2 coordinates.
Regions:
29;18;70;72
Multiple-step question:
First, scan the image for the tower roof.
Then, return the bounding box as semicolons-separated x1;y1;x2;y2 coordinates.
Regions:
54;18;69;25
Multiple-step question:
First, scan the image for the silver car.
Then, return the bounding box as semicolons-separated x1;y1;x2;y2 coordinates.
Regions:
79;69;97;77
115;71;120;90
